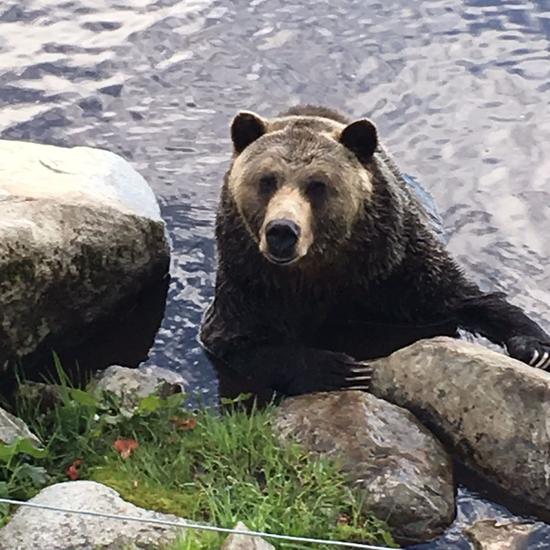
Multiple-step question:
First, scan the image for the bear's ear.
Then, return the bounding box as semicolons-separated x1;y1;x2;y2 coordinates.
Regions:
339;119;378;162
231;111;267;154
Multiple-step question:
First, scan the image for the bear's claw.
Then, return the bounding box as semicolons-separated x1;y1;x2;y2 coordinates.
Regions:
325;360;373;392
506;335;550;371
342;363;373;391
345;371;372;382
530;349;550;370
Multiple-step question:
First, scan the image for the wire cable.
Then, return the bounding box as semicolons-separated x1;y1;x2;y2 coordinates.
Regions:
0;496;400;549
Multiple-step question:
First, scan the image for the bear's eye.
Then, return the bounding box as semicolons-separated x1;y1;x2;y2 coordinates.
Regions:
306;180;327;200
258;174;278;195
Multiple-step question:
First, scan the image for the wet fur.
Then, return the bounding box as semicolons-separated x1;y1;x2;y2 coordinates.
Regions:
200;105;550;396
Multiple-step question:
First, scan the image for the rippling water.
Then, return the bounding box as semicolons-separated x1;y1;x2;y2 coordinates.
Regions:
1;0;549;547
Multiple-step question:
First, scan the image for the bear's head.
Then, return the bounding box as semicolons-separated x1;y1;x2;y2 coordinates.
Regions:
226;110;378;268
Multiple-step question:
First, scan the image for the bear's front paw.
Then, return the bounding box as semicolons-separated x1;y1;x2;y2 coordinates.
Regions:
286;351;373;395
506;336;550;370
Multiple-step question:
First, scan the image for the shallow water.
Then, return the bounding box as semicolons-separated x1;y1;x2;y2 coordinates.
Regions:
1;0;549;547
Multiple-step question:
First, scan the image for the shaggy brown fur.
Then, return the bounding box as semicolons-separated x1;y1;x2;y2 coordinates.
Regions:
199;105;550;396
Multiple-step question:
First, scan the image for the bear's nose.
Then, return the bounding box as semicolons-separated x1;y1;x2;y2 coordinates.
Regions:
265;219;301;263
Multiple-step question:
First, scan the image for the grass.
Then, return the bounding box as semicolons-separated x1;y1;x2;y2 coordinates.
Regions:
0;366;396;549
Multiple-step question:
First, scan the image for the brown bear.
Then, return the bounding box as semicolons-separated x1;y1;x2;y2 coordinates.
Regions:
199;105;550;396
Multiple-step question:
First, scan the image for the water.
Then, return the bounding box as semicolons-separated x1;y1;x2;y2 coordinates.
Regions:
1;0;549;547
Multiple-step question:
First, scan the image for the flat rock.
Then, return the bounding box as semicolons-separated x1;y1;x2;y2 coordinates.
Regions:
0;406;41;447
273;391;455;544
466;519;535;550
90;365;187;411
221;522;275;550
370;337;550;512
0;139;170;373
0;480;184;549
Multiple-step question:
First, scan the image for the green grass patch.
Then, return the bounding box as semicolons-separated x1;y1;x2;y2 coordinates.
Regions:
1;372;396;549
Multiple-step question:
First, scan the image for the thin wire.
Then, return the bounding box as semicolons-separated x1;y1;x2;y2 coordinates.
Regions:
0;497;398;549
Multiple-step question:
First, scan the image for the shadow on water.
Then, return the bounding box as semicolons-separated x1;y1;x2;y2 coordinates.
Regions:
452;462;550;526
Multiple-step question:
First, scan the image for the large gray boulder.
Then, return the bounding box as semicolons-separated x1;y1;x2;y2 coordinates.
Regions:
0;480;184;549
273;391;455;544
370;337;550;512
0;140;170;372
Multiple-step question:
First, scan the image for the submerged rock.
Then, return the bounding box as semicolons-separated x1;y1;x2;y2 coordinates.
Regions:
273;391;455;544
221;521;275;550
466;519;536;550
90;365;187;412
0;140;170;374
0;480;184;549
370;337;550;513
0;406;41;447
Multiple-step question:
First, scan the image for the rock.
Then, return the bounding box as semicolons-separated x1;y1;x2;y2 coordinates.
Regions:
221;521;275;550
370;337;550;512
17;381;63;413
90;365;186;411
273;391;455;544
0;140;170;373
466;519;535;550
0;480;184;549
0;406;41;447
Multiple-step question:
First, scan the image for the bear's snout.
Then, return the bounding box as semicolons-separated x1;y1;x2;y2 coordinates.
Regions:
265;219;301;264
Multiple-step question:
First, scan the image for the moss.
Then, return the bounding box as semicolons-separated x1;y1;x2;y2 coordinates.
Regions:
90;466;196;518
